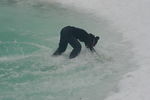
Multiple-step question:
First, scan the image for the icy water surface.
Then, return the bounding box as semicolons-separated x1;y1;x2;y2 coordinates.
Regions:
0;1;134;100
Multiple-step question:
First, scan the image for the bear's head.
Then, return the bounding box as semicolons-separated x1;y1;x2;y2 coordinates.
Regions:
85;33;100;49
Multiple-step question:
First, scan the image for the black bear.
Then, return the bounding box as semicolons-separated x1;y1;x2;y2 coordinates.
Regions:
53;26;99;59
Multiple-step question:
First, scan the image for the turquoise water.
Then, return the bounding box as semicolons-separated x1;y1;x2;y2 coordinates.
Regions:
0;1;134;100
